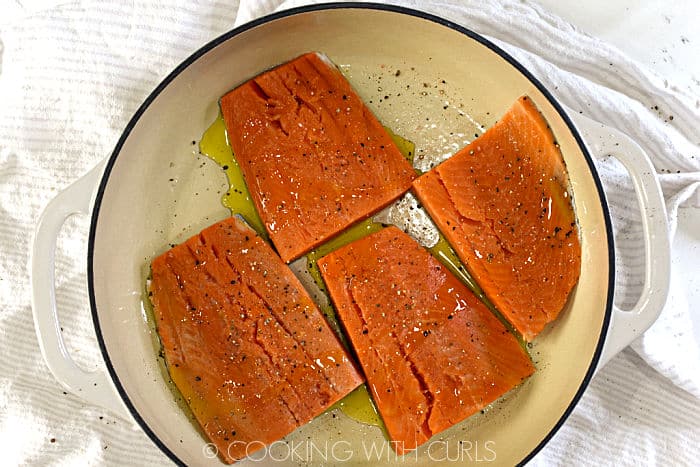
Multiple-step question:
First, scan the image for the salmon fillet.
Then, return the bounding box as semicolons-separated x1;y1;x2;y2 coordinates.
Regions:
220;52;416;263
412;96;582;341
149;217;363;463
318;227;534;454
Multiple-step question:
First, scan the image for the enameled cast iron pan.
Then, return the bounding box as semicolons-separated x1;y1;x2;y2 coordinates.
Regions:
31;4;670;465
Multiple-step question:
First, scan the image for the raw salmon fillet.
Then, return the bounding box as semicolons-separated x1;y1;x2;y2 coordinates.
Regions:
149;217;363;463
412;96;581;341
220;52;416;263
318;227;534;454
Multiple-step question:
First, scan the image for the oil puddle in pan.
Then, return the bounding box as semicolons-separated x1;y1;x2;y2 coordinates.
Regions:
198;115;267;238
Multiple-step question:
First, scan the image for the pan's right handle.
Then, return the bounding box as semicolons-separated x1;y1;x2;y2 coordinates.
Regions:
30;160;132;420
568;111;671;371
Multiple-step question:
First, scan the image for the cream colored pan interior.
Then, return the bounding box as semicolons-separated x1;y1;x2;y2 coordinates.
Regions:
89;6;611;466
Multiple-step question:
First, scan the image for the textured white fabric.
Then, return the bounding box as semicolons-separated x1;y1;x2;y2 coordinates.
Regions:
1;0;698;465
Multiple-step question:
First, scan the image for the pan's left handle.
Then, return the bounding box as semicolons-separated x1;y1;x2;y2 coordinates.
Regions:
30;160;132;421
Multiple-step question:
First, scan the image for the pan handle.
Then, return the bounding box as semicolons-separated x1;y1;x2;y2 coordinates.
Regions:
568;110;671;371
30;159;132;420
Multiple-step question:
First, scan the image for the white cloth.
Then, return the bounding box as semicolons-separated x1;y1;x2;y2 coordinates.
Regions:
1;0;698;465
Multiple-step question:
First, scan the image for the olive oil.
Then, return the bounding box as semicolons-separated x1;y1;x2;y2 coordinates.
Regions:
332;384;383;428
428;233;480;293
384;125;415;166
199;115;266;238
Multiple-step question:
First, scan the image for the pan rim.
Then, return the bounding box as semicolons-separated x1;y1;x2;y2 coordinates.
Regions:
86;3;615;465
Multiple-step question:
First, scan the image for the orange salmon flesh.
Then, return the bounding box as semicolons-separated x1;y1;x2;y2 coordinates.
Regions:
221;52;416;263
149;217;363;463
413;96;581;341
318;226;534;454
